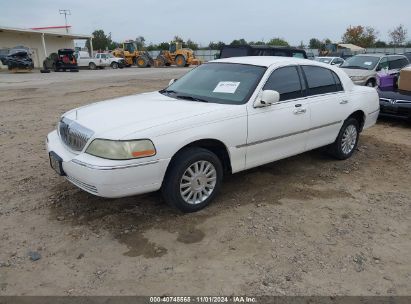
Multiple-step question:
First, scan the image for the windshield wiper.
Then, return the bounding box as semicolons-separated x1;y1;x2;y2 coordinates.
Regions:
342;65;369;70
176;95;209;103
159;89;177;95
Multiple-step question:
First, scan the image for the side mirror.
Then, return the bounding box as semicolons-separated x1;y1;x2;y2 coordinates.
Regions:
168;79;176;86
255;90;280;108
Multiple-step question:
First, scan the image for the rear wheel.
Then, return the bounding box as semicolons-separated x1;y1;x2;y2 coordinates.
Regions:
162;147;223;213
329;118;360;160
89;62;97;70
136;56;148;68
175;55;186;67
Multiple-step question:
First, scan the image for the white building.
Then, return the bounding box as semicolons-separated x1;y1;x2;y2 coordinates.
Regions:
0;25;92;68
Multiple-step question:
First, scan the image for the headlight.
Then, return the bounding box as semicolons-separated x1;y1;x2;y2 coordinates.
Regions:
85;139;156;160
350;76;367;81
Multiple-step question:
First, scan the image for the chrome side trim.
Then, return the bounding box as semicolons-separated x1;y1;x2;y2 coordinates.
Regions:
236;120;342;148
368;109;380;115
71;159;159;170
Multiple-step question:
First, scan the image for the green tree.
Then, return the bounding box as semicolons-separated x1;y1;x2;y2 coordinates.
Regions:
158;42;171;50
230;39;247;46
309;38;322;49
374;40;387;48
86;29;114;52
185;39;199;50
341;25;378;48
267;37;289;47
208;41;225;49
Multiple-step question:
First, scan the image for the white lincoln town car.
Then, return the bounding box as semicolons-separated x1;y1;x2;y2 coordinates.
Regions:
47;57;379;212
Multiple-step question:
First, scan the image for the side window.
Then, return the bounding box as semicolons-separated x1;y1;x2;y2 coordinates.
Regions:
378;57;388;70
263;66;303;101
292;52;305;58
389;57;408;70
332;71;344;91
302;66;340;96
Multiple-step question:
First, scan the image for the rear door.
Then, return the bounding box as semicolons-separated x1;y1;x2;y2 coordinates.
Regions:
302;65;350;149
245;65;310;169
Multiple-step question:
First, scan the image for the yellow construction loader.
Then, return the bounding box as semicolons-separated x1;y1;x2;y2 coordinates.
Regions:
112;41;154;68
156;42;201;67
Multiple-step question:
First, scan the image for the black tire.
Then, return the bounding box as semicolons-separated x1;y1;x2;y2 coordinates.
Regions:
161;147;223;213
175;55;186;67
53;63;58;72
111;62;119;69
329;118;360;160
40;69;50;73
136;56;148;68
156;55;167;67
89;62;97;70
365;78;376;87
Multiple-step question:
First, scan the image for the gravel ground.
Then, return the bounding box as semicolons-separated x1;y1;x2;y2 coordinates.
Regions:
0;67;410;296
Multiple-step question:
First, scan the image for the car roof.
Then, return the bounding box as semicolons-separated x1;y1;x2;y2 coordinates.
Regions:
212;56;319;67
355;53;406;58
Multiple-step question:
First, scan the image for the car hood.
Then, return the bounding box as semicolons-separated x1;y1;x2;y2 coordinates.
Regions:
63;91;230;139
341;68;374;78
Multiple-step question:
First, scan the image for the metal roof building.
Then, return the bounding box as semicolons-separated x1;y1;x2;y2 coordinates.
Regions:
0;25;93;68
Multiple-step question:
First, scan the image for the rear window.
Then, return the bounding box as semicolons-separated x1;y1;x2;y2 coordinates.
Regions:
220;47;249;59
302;66;342;96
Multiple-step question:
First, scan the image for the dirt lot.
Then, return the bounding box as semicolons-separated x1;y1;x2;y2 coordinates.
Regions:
0;67;410;296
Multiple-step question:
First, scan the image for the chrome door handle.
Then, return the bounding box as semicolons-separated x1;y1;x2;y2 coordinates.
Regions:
293;108;307;115
340;100;349;104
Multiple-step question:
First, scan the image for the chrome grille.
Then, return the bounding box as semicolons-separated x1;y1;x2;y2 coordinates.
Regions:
58;117;94;152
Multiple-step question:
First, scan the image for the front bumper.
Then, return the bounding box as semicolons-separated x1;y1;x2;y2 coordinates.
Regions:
351;78;368;86
46;130;170;198
379;100;411;119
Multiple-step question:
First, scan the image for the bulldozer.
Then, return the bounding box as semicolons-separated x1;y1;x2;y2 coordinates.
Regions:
112;41;154;68
156;42;201;67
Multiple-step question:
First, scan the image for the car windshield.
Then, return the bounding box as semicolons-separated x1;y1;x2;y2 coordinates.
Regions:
316;57;333;64
341;55;380;70
161;63;267;105
107;54;115;58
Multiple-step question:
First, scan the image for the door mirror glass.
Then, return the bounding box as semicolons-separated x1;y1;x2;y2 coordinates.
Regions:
255;90;280;107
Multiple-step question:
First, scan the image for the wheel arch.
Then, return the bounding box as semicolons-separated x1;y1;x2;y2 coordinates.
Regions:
347;110;366;132
165;138;232;176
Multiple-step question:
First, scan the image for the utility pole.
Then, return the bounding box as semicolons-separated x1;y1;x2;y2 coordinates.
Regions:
59;9;71;33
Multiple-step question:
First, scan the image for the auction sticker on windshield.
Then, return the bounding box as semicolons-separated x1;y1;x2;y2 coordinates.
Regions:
213;81;240;94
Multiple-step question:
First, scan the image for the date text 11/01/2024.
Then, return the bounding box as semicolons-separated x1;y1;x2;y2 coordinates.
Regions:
149;296;257;303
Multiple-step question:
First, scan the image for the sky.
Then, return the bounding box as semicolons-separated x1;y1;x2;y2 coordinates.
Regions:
1;0;411;47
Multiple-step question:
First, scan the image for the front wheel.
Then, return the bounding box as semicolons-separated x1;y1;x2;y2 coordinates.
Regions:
111;62;119;69
329;118;360;160
365;79;375;87
162;148;223;213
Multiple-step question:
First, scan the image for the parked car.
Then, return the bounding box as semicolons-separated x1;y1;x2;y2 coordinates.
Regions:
219;45;308;59
341;54;409;87
94;53;125;69
402;52;411;63
306;51;315;60
46;57;379;212
43;49;78;72
1;46;34;71
74;51;109;70
378;87;411;120
315;56;345;67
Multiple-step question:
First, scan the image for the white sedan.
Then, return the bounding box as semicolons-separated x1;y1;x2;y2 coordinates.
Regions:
46;57;379;212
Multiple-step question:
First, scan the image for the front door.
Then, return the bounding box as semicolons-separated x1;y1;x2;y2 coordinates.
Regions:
245;65;310;169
